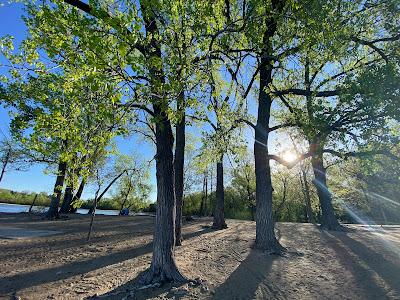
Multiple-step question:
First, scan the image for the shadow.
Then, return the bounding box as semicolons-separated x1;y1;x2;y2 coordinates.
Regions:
181;227;214;241
0;223;154;259
333;231;400;294
0;242;153;295
211;249;278;300
321;231;400;299
0;224;211;296
95;227;227;300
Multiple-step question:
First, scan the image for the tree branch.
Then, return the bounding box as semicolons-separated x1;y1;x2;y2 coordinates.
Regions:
62;0;146;54
268;151;313;168
117;102;155;116
269;123;295;132
351;36;389;63
323;149;399;161
273;88;340;97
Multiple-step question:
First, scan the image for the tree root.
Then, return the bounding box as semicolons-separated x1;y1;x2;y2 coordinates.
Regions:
137;266;188;286
255;238;287;256
211;222;228;230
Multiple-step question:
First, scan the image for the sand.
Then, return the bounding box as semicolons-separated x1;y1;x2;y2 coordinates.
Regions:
0;213;399;300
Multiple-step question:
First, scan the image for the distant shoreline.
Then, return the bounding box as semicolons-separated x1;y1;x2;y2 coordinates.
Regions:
0;202;119;216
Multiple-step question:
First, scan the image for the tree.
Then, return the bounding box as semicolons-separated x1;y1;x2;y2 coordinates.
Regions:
231;156;256;221
33;0;195;283
0;133;26;184
197;73;247;229
1;70;126;218
245;0;288;253
87;165;128;240
273;1;400;229
112;156;151;214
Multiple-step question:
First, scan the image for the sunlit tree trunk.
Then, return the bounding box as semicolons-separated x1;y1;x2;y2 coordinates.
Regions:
46;161;67;219
138;1;186;283
60;182;73;213
140;103;186;283
174;90;185;246
254;0;285;253
204;173;208;215
69;178;85;213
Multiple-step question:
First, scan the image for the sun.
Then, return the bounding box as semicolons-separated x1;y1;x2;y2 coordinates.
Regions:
282;150;298;163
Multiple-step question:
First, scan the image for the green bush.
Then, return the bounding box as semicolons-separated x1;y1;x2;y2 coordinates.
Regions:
0;188;51;207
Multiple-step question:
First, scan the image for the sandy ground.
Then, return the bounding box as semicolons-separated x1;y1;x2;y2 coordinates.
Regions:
0;213;400;300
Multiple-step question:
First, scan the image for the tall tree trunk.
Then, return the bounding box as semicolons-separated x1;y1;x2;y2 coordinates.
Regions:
60;183;73;213
204;173;208;215
46;161;67;219
69;179;85;213
140;103;186;283
254;0;285;253
212;157;227;229
311;153;343;230
174;91;185;246
300;166;316;224
138;1;186;284
0;148;10;183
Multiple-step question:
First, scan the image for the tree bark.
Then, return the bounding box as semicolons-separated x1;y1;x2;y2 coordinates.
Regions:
212;158;227;229
69;179;85;213
59;183;73;213
174;90;185;246
311;153;343;230
45;161;67;219
204;173;208;215
138;1;186;284
0;148;10;183
254;0;285;253
139;103;186;283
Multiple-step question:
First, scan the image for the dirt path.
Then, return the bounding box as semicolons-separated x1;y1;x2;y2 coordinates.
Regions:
0;213;399;299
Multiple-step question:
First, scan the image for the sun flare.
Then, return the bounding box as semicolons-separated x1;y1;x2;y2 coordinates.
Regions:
282;150;298;163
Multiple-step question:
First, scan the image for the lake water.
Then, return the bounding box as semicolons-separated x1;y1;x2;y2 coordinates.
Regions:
0;202;119;216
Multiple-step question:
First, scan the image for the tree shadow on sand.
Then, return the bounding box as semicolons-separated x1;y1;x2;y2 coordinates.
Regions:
321;230;400;299
0;225;212;298
94;227;215;299
0;241;154;296
210;249;279;300
96;246;279;300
